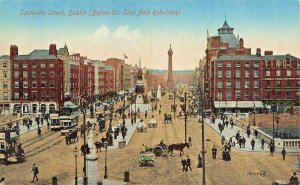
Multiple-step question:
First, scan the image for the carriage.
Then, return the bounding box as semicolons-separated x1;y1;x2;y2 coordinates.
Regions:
148;117;157;128
65;129;79;145
137;120;147;132
138;151;155;167
0;128;24;165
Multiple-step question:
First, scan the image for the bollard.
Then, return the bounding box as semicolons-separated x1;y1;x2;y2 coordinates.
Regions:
52;176;57;185
124;171;130;182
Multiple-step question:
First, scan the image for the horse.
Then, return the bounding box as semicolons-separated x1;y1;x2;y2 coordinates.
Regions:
65;130;78;144
94;141;103;152
168;143;190;157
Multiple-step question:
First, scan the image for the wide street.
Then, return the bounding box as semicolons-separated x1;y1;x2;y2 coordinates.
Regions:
0;95;299;185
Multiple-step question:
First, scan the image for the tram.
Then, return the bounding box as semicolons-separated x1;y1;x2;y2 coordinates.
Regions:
59;103;80;135
49;113;60;131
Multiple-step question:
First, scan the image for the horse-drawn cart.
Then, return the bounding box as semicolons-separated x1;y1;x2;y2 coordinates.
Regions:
138;151;155;167
148;117;157;128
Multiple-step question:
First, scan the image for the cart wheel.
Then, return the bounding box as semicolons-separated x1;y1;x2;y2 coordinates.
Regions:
153;146;164;157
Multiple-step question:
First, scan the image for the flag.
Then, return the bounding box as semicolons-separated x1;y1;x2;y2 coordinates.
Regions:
124;54;128;59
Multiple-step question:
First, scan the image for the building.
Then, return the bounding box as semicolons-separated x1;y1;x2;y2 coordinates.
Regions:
103;58;124;92
124;63;132;92
10;44;64;114
57;44;70;100
0;55;11;115
84;59;95;97
69;54;81;103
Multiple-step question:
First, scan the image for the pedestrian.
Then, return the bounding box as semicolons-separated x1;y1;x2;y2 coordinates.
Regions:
47;121;50;130
181;158;187;173
281;148;286;160
289;172;299;185
188;136;192;146
236;131;240;141
251;139;255;151
221;135;226;146
131;118;133;126
212;145;217;159
37;127;41;138
186;155;192;171
31;163;39;183
197;154;203;168
230;119;233;129
269;142;275;157
261;138;265;150
254;130;258;139
145;111;147;119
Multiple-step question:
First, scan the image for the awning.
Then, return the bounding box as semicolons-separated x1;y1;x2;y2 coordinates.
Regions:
214;101;264;108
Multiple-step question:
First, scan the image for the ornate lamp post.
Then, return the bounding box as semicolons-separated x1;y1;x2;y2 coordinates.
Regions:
253;101;256;126
73;146;78;185
103;140;108;179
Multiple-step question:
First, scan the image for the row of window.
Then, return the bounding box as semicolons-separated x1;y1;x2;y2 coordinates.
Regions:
217;92;259;100
217;70;259;78
266;80;296;87
217;81;259;89
217;62;259;68
13;63;55;69
265;70;292;77
14;81;56;88
265;92;293;99
14;71;55;78
14;92;56;100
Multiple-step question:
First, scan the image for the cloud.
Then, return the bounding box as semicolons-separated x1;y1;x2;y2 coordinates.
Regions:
113;25;142;40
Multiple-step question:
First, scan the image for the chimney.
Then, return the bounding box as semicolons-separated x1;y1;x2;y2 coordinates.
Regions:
256;48;261;57
264;51;273;56
239;38;244;49
49;44;57;57
10;45;18;60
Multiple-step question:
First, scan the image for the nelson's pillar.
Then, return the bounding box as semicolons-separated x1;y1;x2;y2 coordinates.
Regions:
167;44;174;88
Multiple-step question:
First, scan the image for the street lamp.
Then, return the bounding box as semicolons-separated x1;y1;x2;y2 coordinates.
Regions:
80;96;88;185
103;140;108;179
253;101;256;126
73;146;78;185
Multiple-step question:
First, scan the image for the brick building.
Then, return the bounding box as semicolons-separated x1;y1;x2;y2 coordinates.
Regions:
0;55;11;114
103;58;124;92
57;44;70;99
10;44;64;114
84;59;95;97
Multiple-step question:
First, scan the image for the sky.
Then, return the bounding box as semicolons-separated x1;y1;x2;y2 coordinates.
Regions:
0;0;299;70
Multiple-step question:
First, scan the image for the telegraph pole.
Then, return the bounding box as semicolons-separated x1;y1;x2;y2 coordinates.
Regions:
184;91;187;143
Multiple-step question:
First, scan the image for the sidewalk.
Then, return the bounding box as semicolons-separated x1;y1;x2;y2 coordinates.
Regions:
204;117;299;153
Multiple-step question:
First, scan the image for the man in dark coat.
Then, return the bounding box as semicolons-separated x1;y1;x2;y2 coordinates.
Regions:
251;139;255;151
186;155;192;171
212;145;217;159
281;148;286;160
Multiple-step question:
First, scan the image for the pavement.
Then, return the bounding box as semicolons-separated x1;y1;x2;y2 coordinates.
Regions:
204;117;299;153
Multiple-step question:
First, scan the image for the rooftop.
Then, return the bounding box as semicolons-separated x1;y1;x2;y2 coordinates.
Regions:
217;54;300;61
0;55;10;60
14;50;58;60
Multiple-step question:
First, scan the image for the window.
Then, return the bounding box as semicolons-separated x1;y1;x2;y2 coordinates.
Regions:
41;92;46;99
23;81;28;88
14;64;19;68
266;81;270;87
14;71;19;78
287;92;291;99
245;81;250;88
286;70;291;76
32;92;37;100
23;92;28;100
218;92;222;100
245;71;249;77
41;63;46;68
245;92;250;99
254;71;259;77
3;63;7;67
254;81;259;88
14;92;19;100
3;71;7;78
226;82;231;88
275;91;280;99
226;92;231;100
236;70;240;78
32;63;36;68
266;71;270;77
287;81;291;87
236;63;241;67
41;71;46;78
41;81;46;88
236;81;240;89
217;62;222;67
32;81;37;88
245;62;250;67
23;64;28;69
218;71;222;78
14;81;19;88
50;80;55;88
32;71;36;78
226;70;231;78
50;92;55;100
254;92;259;100
218;81;222;88
49;71;55;78
3;82;8;89
276;70;281;76
226;63;231;68
3;92;8;100
276;80;281;87
236;91;241;100
50;63;54;68
254;62;259;67
23;71;28;78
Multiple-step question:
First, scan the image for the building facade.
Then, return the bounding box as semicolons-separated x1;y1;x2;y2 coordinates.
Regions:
57;44;70;99
10;44;64;114
0;55;11;114
103;58;124;92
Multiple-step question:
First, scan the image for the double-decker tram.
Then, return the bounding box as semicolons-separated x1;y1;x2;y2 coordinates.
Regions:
59;103;80;135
